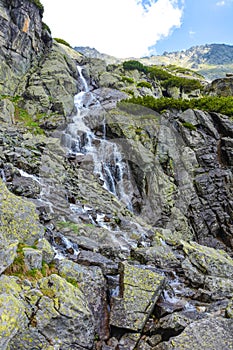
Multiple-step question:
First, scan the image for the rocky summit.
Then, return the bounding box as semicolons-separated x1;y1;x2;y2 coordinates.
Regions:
0;1;233;349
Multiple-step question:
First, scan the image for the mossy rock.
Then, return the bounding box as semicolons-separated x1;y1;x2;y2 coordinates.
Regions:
0;179;44;246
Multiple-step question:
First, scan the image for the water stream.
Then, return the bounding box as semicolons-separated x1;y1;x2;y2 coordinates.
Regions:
61;65;134;211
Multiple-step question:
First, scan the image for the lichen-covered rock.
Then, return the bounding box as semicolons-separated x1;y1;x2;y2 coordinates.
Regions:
206;76;233;96
181;240;233;278
36;238;55;263
110;262;165;331
37;274;95;348
22;247;42;270
0;99;15;124
9;274;95;349
0;275;22;296
131;243;179;269
21;42;78;117
0;242;18;275
181;240;233;298
118;333;141;350
0;179;44;247
0;293;27;350
154;318;233;350
226;298;233;318
58;259;110;340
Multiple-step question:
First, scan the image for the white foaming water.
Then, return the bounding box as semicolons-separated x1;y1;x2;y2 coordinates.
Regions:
1;169;6;182
62;65;134;210
77;65;89;92
18;169;41;184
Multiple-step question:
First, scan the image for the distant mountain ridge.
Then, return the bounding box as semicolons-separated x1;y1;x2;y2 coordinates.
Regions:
75;43;233;81
74;46;122;64
161;43;233;65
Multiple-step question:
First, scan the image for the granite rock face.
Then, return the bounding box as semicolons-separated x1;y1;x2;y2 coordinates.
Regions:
0;0;51;95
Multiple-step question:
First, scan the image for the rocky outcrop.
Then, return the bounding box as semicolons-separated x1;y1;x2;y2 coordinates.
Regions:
0;0;52;95
20;41;79;118
104;105;233;250
205;75;233;96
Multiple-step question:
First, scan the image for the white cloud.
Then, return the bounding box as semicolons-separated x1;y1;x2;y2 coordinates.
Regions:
189;30;196;36
41;0;184;57
216;1;225;5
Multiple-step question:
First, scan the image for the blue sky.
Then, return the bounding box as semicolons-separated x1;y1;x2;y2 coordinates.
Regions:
42;0;233;57
155;0;233;54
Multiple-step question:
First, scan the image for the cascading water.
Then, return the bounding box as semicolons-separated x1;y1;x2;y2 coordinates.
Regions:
62;65;134;211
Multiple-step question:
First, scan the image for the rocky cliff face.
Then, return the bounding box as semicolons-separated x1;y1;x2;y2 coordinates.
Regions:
0;1;233;349
0;0;51;94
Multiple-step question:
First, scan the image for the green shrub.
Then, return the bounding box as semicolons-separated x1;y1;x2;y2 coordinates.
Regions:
162;76;203;92
121;76;134;84
182;121;197;131
123;60;148;73
137;81;152;89
42;22;51;34
54;38;71;48
147;66;172;81
123;95;233;117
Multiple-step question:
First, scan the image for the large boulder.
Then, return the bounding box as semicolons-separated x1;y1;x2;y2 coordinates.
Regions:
205;76;233;96
0;179;43;246
155;318;233;350
58;259;110;340
0;293;27;350
181;240;233;299
9;274;95;349
110;262;165;332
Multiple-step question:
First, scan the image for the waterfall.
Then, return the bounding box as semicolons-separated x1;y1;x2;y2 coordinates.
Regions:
0;169;6;182
62;65;134;211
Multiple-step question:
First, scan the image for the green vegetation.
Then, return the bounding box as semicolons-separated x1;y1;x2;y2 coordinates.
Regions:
122;95;233;117
14;106;45;135
57;221;80;233
147;66;203;92
42;22;51;34
182;121;197;131
0;95;45;134
162;76;203;93
167;65;205;79
54;38;72;48
66;277;79;288
123;60;148;73
121;76;134;84
137;81;153;89
147;66;171;80
122;62;203;92
4;244;57;281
